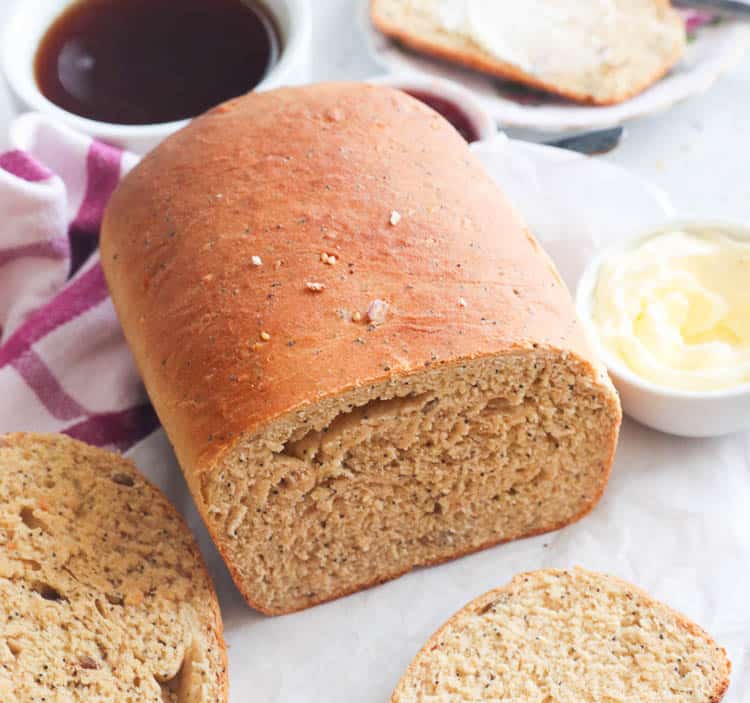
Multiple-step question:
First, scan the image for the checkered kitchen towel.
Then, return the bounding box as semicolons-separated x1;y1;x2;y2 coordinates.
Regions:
0;114;158;451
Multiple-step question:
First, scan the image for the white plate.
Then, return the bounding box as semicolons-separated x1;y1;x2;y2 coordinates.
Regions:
126;138;749;702
363;3;750;132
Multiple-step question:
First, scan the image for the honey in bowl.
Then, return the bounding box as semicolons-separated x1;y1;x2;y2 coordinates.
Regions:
34;0;280;125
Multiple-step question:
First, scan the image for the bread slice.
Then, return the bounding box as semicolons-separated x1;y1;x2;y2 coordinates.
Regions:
371;0;686;105
101;82;621;615
0;433;227;703
392;567;731;703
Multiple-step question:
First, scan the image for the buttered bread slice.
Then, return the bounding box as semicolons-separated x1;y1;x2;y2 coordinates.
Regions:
0;433;227;703
372;0;686;105
392;567;731;703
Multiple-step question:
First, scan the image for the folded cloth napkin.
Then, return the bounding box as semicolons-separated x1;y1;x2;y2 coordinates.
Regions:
0;114;158;451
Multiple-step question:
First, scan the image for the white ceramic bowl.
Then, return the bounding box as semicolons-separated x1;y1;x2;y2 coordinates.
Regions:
577;220;750;438
1;0;312;154
368;74;497;145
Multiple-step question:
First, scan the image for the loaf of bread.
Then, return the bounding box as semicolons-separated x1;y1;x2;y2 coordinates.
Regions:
0;433;227;702
101;82;621;615
371;0;686;105
392;567;731;703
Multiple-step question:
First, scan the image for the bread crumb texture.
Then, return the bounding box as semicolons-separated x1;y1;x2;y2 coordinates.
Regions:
392;567;731;703
0;433;226;703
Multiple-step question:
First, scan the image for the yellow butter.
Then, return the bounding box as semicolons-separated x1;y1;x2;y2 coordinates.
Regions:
592;227;750;391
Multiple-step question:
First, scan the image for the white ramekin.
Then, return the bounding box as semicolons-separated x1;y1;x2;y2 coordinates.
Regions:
368;73;497;144
576;219;750;438
1;0;312;154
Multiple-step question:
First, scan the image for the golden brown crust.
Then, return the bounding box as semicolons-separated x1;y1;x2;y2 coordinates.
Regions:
370;1;685;106
0;432;229;702
391;567;731;703
101;82;615;478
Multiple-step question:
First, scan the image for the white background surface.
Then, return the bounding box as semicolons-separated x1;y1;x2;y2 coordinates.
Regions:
1;2;749;702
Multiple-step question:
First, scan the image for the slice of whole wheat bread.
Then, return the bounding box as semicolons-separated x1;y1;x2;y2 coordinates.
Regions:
371;0;686;105
0;433;227;703
392;567;730;703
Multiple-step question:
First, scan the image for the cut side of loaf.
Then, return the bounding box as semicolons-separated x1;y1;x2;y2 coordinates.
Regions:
392;567;731;703
0;433;227;703
210;353;617;614
101;82;621;615
371;0;686;105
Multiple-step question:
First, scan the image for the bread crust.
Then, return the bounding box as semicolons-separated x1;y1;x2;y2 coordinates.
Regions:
101;82;618;480
101;82;621;613
370;0;686;106
390;567;731;703
0;432;229;702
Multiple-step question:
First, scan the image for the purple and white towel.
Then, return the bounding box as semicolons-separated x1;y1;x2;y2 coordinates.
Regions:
0;114;158;451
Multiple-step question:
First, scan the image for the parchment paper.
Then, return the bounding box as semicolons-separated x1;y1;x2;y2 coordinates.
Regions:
127;137;750;702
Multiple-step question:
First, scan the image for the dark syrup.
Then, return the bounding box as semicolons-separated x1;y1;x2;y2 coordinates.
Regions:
404;90;481;143
35;0;280;125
